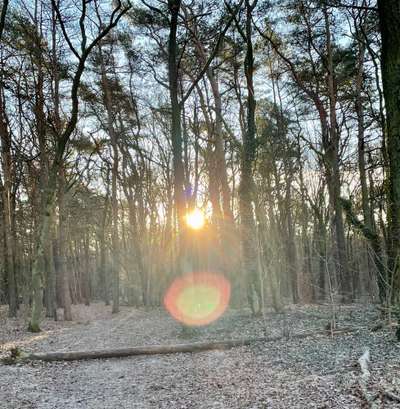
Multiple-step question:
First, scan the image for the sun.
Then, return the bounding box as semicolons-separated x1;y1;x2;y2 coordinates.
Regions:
185;208;205;230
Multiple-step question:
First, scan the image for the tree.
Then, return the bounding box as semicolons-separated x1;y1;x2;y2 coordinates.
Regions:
377;2;400;327
0;0;17;317
228;0;262;314
28;0;130;332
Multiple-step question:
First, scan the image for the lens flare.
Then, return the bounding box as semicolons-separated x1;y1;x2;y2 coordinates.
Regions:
185;208;205;230
164;272;231;326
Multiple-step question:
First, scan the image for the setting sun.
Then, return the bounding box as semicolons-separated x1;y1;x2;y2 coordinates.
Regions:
185;208;205;230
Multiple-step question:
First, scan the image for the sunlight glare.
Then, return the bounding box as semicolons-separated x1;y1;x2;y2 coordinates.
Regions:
164;272;231;326
185;208;205;230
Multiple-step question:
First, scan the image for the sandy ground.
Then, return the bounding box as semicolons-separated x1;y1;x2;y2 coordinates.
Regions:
1;303;400;408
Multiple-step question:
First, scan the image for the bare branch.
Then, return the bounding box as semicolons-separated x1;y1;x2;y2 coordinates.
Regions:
180;0;244;107
0;0;8;42
79;0;88;52
224;0;246;41
51;0;81;60
325;1;377;12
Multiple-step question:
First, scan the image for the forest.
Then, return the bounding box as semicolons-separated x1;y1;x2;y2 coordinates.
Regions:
1;0;400;408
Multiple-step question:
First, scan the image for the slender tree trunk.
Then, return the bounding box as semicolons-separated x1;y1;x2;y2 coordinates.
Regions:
99;50;120;313
323;7;350;300
354;34;387;302
110;120;119;314
98;175;110;306
184;4;233;222
58;167;72;321
255;196;282;312
50;0;65;318
29;168;58;332
83;234;90;306
284;162;298;303
193;84;222;228
34;35;57;319
168;0;187;267
378;1;400;308
0;0;8;42
0;10;16;313
0;91;17;317
239;0;261;315
297;135;313;302
45;234;57;319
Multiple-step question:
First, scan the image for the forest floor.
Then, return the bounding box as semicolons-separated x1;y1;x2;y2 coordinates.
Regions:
0;303;400;409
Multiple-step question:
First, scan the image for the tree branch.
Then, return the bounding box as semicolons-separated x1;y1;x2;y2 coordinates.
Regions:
0;0;8;42
179;0;244;107
51;0;81;60
325;1;377;12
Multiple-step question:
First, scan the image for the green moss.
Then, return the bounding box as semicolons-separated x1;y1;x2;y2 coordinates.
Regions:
1;347;23;365
27;322;41;333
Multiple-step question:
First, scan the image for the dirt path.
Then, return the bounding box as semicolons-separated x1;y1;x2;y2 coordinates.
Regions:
1;304;400;408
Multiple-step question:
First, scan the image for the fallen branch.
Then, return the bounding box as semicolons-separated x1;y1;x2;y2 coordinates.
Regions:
6;339;256;363
357;349;379;409
2;326;360;364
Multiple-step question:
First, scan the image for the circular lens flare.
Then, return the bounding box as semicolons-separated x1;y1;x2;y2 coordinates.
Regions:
185;208;205;230
164;272;231;326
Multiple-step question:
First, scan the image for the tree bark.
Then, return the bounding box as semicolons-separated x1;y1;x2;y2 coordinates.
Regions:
238;0;261;314
58;167;72;321
378;0;400;307
0;7;16;314
323;6;350;300
168;0;186;255
353;26;387;303
99;47;120;313
0;86;17;317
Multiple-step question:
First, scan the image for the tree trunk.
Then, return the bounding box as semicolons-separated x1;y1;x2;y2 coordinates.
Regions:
58;167;72;321
29;170;58;332
0;93;17;317
98;176;110;306
354;31;387;303
168;0;187;266
34;48;56;319
378;0;400;307
83;234;90;306
284;162;298;303
99;52;120;314
323;7;350;300
239;0;261;315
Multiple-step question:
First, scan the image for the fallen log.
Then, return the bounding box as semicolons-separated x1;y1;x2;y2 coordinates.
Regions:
2;326;360;364
10;339;257;363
